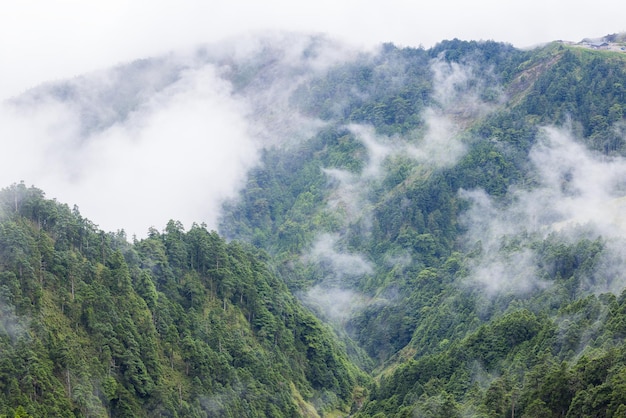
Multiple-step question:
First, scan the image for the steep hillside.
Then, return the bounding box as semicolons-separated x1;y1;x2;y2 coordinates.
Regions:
0;183;365;417
219;38;626;416
4;33;626;417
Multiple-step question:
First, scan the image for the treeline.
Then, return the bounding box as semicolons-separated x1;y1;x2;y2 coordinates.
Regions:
355;235;626;417
4;35;626;418
0;183;365;417
219;38;626;417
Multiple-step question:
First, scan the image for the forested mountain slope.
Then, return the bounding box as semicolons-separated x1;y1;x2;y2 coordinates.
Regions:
0;184;365;417
219;38;626;416
3;33;626;417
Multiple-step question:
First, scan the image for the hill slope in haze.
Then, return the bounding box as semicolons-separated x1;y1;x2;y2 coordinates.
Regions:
219;36;626;417
3;32;626;417
0;183;365;417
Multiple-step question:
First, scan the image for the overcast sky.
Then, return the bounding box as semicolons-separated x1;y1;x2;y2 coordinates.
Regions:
1;0;625;100
1;0;625;237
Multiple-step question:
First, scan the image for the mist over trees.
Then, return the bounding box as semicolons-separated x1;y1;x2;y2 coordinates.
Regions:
3;33;626;417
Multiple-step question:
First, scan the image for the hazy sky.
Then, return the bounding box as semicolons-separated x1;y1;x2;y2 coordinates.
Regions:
1;0;625;237
1;0;625;100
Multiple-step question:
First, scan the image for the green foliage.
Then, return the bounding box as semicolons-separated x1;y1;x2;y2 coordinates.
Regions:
291;44;432;135
6;36;626;418
219;38;626;418
0;184;364;417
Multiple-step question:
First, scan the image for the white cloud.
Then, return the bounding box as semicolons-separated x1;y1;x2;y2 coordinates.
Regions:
0;32;365;238
0;63;259;237
408;58;503;168
301;233;372;323
301;285;368;325
460;127;626;295
2;1;625;101
308;233;374;280
408;108;466;168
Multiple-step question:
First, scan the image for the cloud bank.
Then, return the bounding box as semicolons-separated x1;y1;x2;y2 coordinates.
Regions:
1;58;258;237
300;233;372;324
461;127;626;295
0;34;356;238
3;0;625;102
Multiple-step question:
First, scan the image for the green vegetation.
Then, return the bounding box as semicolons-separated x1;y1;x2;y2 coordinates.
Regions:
0;183;365;417
220;38;626;417
5;36;626;417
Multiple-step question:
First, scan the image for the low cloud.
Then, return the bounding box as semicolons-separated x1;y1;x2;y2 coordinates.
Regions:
430;58;501;117
301;233;372;322
408;107;466;167
307;233;373;281
408;58;503;168
322;125;395;222
0;297;28;344
0;33;355;238
460;127;626;295
349;124;395;178
301;285;368;325
1;63;258;237
213;32;354;147
309;58;502;314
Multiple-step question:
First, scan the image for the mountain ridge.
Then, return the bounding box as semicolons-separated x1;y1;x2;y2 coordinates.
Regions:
3;32;626;416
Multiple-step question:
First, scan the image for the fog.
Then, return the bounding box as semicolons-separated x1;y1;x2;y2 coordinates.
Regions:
0;33;352;238
308;233;374;280
322;58;494;228
302;57;502;321
0;297;27;344
410;58;502;167
0;62;257;237
461;127;626;295
3;0;625;103
299;233;372;324
301;285;368;325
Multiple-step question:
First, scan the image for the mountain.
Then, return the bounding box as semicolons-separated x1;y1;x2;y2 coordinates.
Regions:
3;32;626;417
0;183;366;417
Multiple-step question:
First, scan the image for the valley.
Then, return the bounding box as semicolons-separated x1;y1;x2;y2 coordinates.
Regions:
2;33;626;417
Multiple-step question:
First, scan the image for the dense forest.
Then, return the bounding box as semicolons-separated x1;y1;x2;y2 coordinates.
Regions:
3;33;626;416
0;184;366;417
